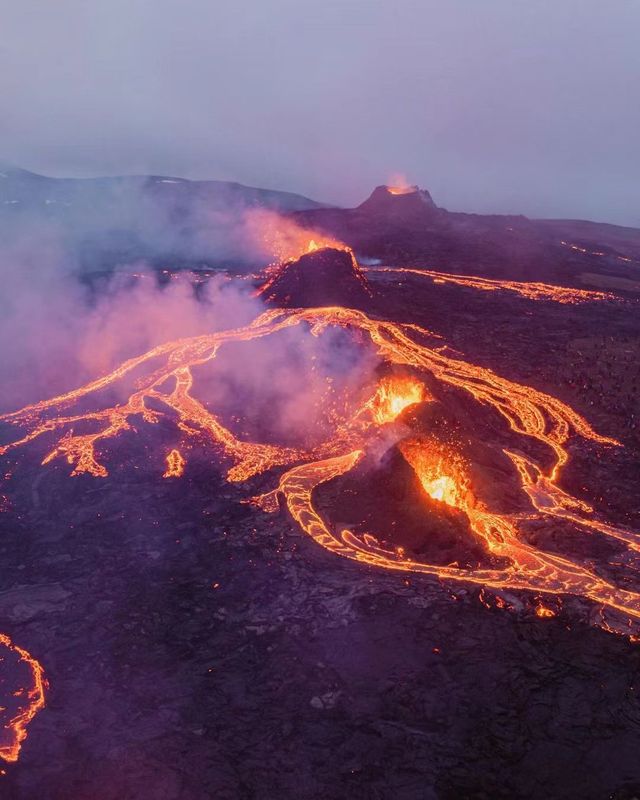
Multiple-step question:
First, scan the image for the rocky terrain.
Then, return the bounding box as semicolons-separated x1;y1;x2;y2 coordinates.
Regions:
1;179;640;799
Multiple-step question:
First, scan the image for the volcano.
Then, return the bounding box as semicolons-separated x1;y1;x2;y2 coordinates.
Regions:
317;443;489;569
259;246;372;307
356;184;439;222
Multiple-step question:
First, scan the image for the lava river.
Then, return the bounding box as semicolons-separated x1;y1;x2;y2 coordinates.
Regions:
2;304;640;760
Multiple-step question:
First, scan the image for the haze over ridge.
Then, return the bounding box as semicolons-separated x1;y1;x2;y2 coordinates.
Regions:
1;0;639;225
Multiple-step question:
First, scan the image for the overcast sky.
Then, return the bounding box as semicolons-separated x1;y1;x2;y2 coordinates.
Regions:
1;0;639;224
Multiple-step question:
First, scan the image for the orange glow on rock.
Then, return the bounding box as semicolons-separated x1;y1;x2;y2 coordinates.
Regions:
251;215;360;300
248;210;351;267
399;440;464;508
386;173;416;195
163;448;185;478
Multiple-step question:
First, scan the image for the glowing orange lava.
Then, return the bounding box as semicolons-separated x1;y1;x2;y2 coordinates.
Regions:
163;448;185;478
250;211;351;268
363;375;428;425
400;440;463;508
560;240;639;265
1;304;638;646
0;634;46;764
366;266;617;304
387;186;417;195
252;216;364;301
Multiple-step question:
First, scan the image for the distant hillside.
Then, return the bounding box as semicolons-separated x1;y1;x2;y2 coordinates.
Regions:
0;164;328;272
0;164;327;212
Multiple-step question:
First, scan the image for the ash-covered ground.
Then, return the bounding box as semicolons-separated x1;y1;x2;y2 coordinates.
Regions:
1;184;640;800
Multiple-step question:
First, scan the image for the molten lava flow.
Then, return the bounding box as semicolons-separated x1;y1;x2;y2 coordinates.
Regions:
2;304;640;642
400;440;462;507
0;634;46;764
362;375;429;425
366;266;617;304
163;448;185;478
560;240;639;265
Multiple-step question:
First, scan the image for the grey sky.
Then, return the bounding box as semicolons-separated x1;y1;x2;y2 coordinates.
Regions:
2;0;639;224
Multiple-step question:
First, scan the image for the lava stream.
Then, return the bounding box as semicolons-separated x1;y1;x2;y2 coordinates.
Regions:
365;266;617;304
0;634;47;764
1;305;638;637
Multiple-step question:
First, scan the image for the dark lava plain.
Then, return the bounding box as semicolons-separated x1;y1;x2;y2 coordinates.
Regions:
2;200;640;799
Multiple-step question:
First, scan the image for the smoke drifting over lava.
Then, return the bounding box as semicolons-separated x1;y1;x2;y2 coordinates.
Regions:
0;204;339;412
0;239;258;412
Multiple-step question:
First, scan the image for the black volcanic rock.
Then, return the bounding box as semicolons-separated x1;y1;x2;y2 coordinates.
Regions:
260;246;372;307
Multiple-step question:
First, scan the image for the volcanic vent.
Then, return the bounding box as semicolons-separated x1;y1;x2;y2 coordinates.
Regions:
258;245;372;307
317;441;488;569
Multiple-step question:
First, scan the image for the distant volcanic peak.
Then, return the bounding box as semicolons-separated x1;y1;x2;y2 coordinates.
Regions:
259;246;372;308
357;185;438;217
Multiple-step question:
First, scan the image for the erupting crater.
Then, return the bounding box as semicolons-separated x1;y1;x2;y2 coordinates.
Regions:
316;440;488;570
257;245;371;308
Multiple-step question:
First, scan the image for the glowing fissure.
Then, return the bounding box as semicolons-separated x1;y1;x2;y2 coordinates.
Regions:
365;266;617;304
0;634;47;764
2;305;639;645
163;448;185;478
560;240;639;265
